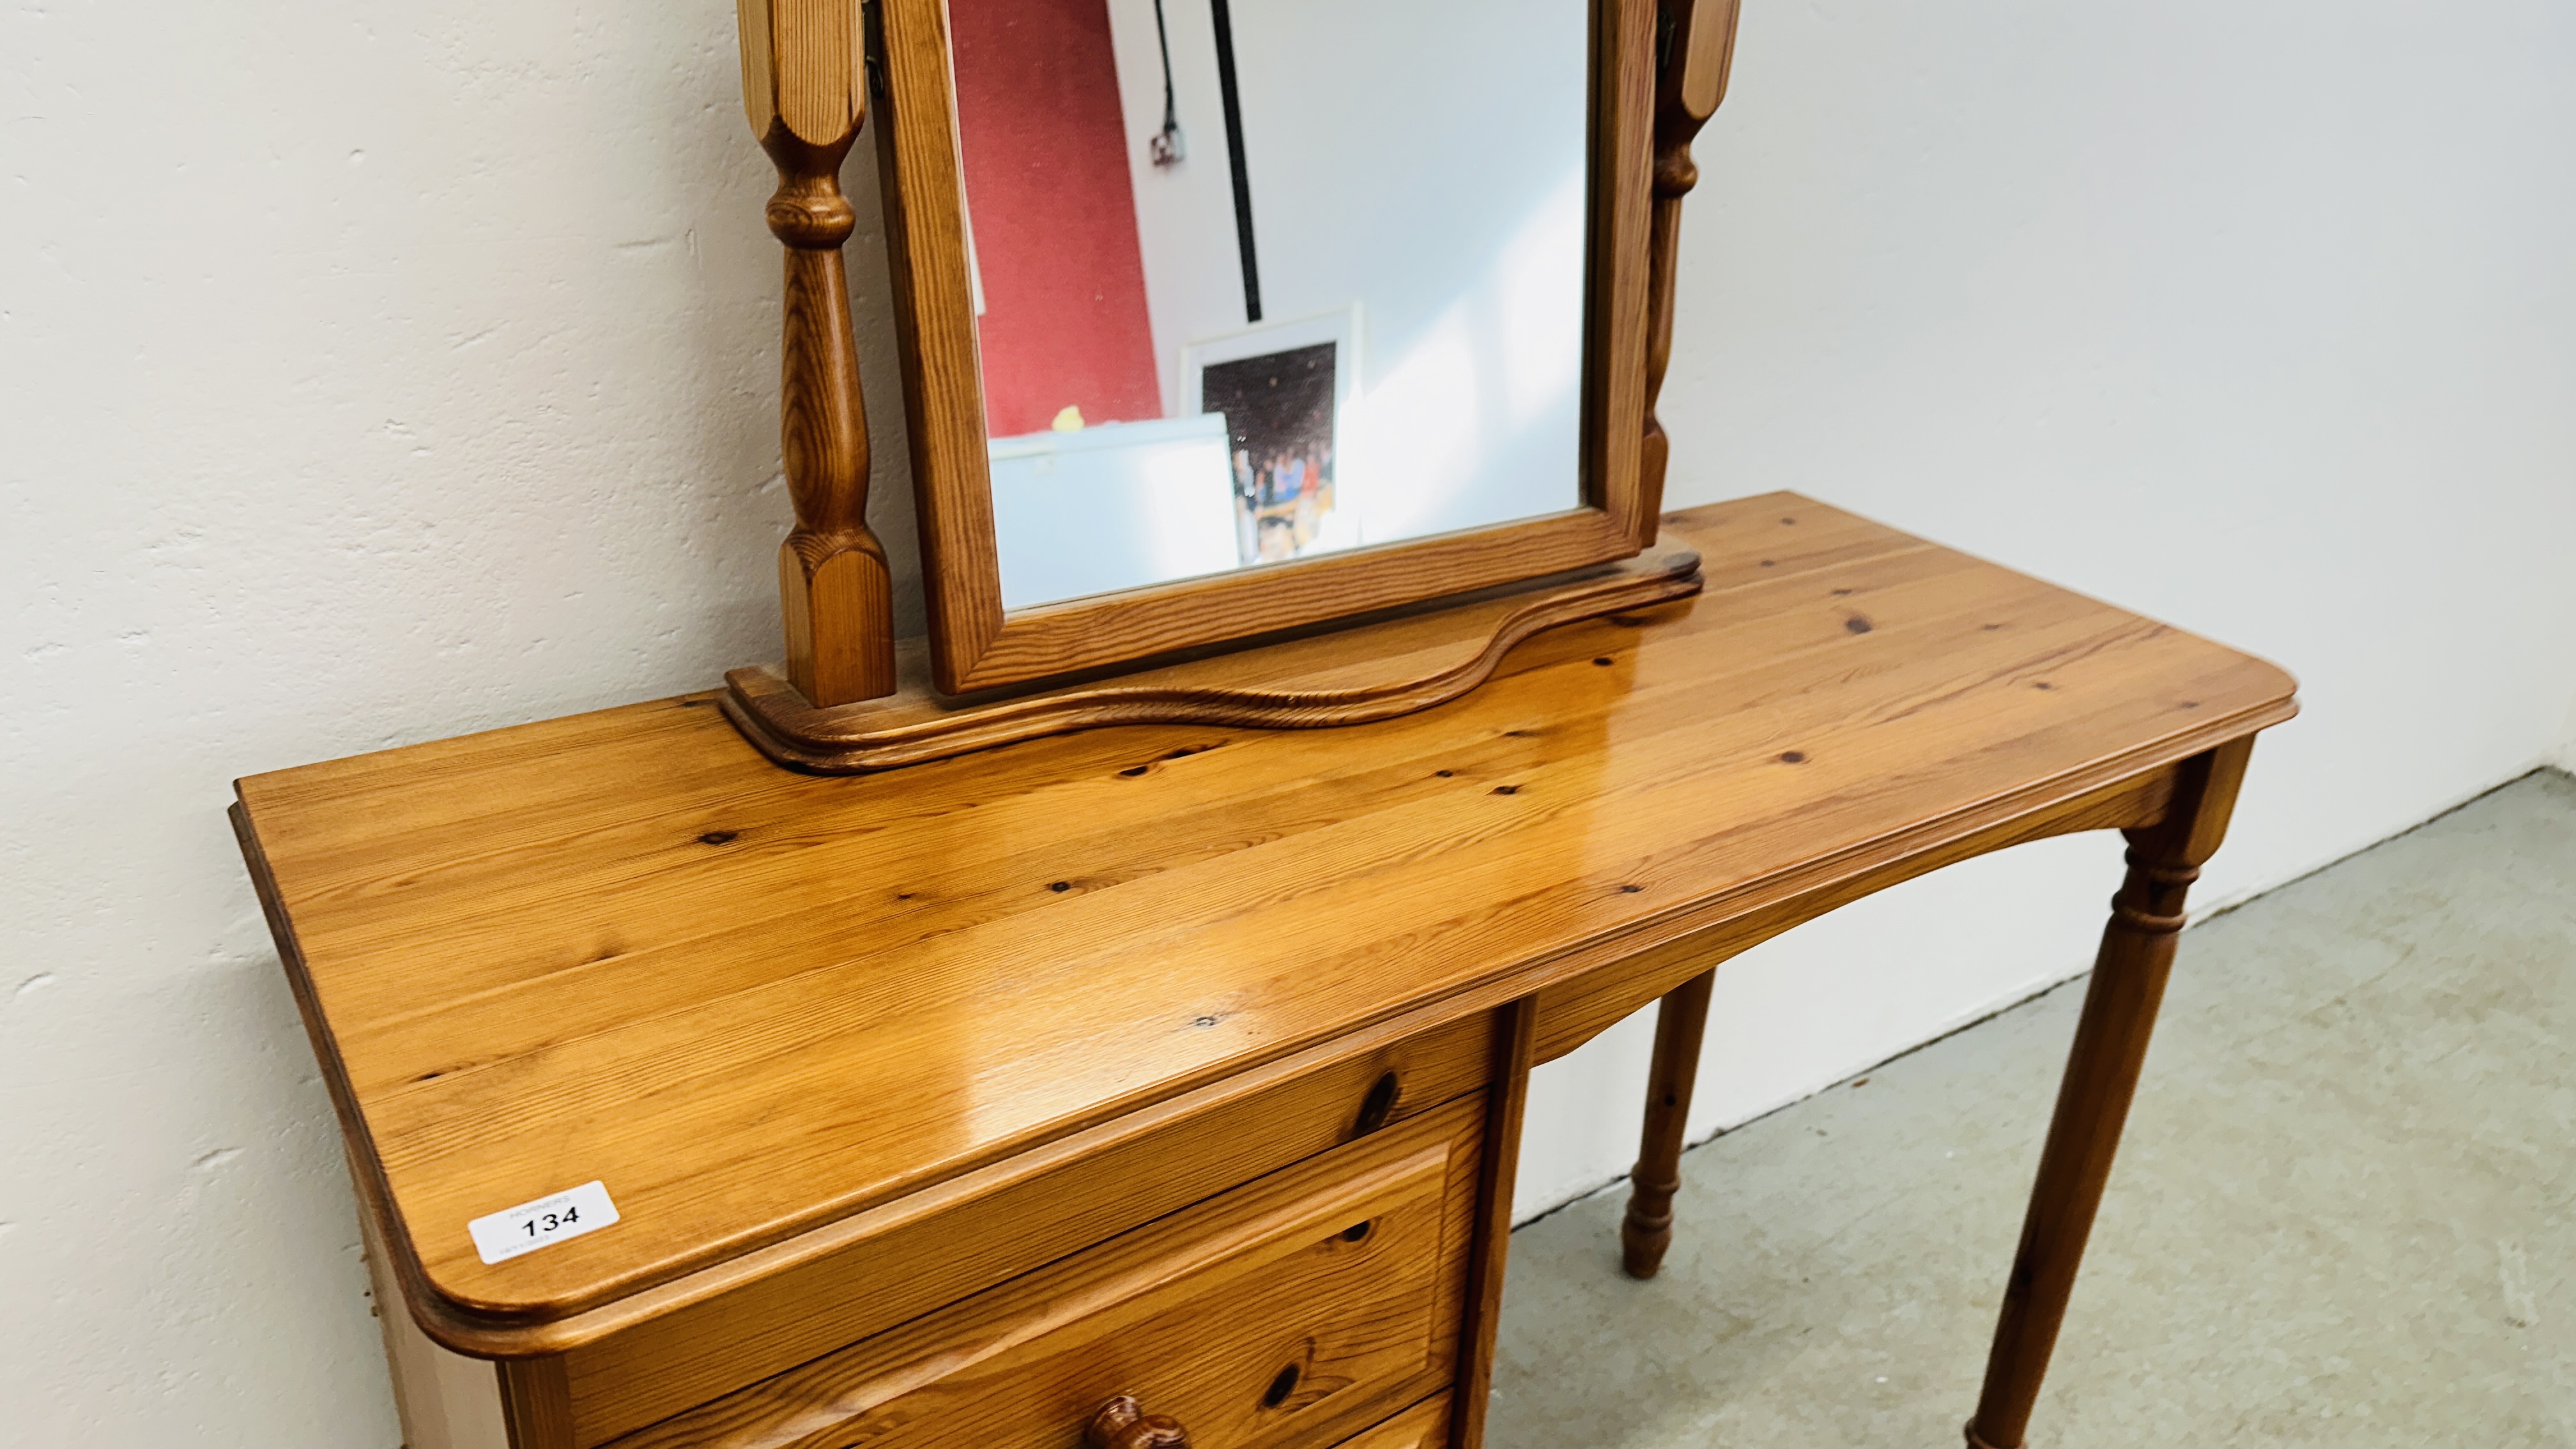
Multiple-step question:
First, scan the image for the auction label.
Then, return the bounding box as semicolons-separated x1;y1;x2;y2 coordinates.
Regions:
468;1181;619;1264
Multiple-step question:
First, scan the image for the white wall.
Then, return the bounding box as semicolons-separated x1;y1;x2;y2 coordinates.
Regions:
2;6;917;1445
1104;0;1243;417
1519;0;2576;1216
4;3;2571;1443
1102;0;1593;545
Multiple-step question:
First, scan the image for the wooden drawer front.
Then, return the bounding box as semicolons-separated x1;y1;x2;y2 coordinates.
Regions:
565;1011;1492;1445
608;1097;1482;1449
1337;1394;1452;1449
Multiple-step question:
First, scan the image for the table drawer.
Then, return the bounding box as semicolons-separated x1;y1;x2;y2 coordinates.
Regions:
564;1011;1494;1444
606;1096;1483;1449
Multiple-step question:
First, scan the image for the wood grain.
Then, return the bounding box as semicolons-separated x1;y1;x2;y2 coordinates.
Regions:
234;496;2297;1347
1526;764;2179;1063
740;0;896;705
602;1098;1482;1449
1634;0;1742;535
1963;740;2253;1449
1618;968;1712;1279
499;1357;574;1449
869;0;1664;694
1337;1395;1452;1449
1451;1003;1537;1449
359;1179;512;1449
721;549;1704;772
556;1012;1492;1445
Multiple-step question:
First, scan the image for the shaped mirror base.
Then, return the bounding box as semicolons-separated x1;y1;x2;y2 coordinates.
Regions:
719;549;1704;774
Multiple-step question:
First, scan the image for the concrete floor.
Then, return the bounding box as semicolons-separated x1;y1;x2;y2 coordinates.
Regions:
1490;769;2575;1447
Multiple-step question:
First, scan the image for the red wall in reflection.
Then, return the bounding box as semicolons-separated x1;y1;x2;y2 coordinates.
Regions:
949;0;1163;438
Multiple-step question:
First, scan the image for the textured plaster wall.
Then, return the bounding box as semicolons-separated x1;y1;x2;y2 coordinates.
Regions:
1;6;921;1444
3;2;2571;1444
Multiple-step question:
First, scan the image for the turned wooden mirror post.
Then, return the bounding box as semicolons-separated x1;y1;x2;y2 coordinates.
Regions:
1637;0;1742;533
740;0;898;707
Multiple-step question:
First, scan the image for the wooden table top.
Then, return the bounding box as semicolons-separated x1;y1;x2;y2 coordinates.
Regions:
234;494;2296;1330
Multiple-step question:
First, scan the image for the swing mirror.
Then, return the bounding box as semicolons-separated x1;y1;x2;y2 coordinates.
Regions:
871;0;1694;696
947;0;1590;611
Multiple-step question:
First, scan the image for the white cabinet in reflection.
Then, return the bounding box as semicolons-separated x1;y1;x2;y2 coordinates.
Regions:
989;415;1243;611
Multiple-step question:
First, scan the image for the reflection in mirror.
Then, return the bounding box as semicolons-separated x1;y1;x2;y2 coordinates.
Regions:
947;0;1591;610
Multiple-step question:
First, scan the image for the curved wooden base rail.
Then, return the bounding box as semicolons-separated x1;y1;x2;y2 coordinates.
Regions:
721;549;1705;773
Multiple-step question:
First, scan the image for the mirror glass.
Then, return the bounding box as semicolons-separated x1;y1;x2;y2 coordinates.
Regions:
946;0;1591;610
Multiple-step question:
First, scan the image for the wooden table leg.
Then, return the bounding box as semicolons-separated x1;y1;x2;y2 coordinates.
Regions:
1453;1000;1540;1449
1964;739;2254;1449
1620;967;1716;1279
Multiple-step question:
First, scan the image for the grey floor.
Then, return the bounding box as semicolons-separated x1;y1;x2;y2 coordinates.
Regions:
1491;770;2575;1447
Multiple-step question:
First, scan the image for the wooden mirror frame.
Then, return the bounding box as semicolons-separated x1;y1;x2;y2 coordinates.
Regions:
880;0;1658;696
723;0;1739;769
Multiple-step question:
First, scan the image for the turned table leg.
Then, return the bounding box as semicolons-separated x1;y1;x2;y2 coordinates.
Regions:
1964;740;2254;1449
1621;968;1716;1279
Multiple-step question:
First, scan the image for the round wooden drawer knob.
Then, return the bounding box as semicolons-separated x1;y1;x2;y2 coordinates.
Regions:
1086;1394;1193;1449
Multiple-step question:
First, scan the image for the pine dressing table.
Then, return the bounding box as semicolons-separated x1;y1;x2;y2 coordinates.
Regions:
234;494;2296;1449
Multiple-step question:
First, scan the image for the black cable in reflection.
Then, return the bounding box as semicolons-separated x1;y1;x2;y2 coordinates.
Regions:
1208;0;1262;322
1149;0;1187;165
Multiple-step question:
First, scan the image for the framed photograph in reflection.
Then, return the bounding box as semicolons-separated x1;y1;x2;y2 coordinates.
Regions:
1181;307;1363;567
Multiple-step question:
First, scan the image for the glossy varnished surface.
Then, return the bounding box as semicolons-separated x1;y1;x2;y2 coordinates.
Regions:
720;548;1704;772
234;494;2295;1330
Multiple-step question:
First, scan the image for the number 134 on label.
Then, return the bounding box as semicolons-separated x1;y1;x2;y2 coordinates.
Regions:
468;1181;620;1265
